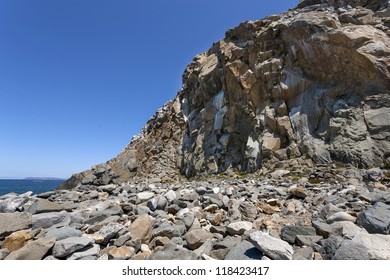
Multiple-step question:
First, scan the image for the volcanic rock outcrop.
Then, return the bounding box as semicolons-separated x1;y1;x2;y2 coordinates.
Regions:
60;0;390;189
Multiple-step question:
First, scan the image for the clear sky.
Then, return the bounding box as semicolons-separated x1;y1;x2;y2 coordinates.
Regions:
0;0;299;179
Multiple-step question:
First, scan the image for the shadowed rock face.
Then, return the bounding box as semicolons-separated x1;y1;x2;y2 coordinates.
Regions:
59;1;390;189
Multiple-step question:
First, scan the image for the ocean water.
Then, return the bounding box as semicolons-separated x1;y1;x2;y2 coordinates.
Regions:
0;179;65;196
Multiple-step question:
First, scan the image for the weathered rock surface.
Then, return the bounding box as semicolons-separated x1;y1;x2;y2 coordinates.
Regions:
0;213;32;238
357;202;390;234
249;231;294;260
59;0;390;189
52;237;94;258
5;237;55;260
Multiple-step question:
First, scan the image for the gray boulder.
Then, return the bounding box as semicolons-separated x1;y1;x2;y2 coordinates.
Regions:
45;226;82;240
32;211;70;229
357;202;390;234
249;231;293;260
52;237;94;258
224;240;263;260
332;240;369;260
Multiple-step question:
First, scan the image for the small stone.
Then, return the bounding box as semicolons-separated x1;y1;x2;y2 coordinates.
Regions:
67;244;100;260
288;186;309;199
113;232;132;247
185;229;214;250
257;202;280;215
0;212;32;238
140;244;151;253
108;246;135;260
137;192;155;203
164;190;177;203
312;220;333;238
152;225;182;239
52;237;94;258
149;236;172;249
98;222;125;244
249;231;294;260
238;201;258;221
205;212;223;226
326;212;356;224
1;229;33;251
181;213;195;229
295;235;323;247
5;237;56;260
226;221;253;235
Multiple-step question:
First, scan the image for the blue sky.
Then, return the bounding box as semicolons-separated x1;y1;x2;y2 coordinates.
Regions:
0;0;299;179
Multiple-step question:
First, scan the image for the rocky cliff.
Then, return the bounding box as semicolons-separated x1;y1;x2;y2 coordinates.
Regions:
59;0;390;189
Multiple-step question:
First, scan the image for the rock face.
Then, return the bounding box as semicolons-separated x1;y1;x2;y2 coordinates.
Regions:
59;0;390;189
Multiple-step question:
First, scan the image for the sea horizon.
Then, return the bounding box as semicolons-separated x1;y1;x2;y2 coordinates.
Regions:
0;178;65;196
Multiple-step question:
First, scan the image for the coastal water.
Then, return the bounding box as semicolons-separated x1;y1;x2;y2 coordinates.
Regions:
0;179;65;196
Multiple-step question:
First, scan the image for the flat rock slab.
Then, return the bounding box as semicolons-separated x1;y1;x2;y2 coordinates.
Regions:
280;225;316;244
249;231;293;260
148;246;198;260
357;202;390;234
26;199;67;214
5;237;56;260
45;226;82;241
32;211;70;229
52;237;94;258
66;244;100;260
0;212;32;238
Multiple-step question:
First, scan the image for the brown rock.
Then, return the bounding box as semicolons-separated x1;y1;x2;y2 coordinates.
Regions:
1;230;33;252
129;214;152;243
108;246;135;260
5;237;55;260
288;186;310;199
0;212;32;238
257;202;280;215
185;229;214;250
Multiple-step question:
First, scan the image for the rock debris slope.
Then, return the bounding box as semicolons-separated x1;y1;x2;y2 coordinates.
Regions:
61;0;390;189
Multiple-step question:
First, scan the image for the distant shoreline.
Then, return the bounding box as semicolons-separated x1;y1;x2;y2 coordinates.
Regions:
22;177;66;181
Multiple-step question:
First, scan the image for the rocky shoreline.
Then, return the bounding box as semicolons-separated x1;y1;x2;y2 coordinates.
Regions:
1;161;389;260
